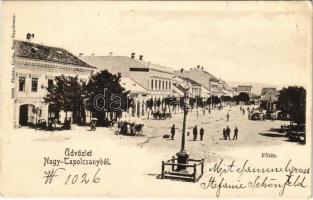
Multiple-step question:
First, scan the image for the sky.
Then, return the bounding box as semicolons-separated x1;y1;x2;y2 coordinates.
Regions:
3;1;312;86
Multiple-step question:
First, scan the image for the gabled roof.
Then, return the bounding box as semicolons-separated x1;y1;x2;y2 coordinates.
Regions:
179;76;201;86
172;83;185;97
261;87;276;96
174;69;219;91
14;40;95;68
221;80;233;91
120;77;148;94
260;90;280;102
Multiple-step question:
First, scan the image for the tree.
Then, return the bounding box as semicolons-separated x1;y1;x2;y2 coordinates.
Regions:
238;92;250;103
84;70;129;125
277;86;306;126
44;75;84;123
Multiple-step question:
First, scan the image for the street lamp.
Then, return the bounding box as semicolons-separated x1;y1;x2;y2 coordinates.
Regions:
176;84;190;171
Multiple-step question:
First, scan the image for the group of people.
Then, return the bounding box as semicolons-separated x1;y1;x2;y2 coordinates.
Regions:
223;126;239;140
171;125;205;141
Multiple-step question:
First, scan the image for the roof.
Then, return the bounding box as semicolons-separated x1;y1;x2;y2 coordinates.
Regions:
174;69;219;91
179;76;201;86
221;80;233;91
14;40;95;68
83;56;146;75
172;83;185;97
238;85;252;90
83;56;173;75
120;77;148;94
261;87;276;96
259;90;280;102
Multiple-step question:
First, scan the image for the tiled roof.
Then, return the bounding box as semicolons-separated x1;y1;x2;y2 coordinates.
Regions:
14;40;95;68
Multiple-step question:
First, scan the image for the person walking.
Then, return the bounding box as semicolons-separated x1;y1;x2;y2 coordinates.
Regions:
223;128;226;140
226;126;231;140
171;124;176;140
200;127;204;141
193;125;198;141
233;127;238;140
226;113;230;121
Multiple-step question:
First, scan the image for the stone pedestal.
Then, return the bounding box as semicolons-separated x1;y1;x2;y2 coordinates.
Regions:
176;150;189;171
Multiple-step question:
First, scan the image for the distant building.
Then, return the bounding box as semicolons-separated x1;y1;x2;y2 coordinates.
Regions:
261;87;276;96
237;85;253;96
221;81;236;97
174;65;224;97
260;90;280;110
83;53;173;99
13;40;95;127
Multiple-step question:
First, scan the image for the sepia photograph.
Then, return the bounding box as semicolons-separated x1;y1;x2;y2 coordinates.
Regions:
0;1;312;198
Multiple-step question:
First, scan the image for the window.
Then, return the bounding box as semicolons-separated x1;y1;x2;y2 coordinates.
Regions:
155;80;158;90
19;77;26;92
31;77;38;92
159;80;161;90
162;81;164;90
169;82;171;90
48;79;54;90
165;81;168;90
151;79;154;90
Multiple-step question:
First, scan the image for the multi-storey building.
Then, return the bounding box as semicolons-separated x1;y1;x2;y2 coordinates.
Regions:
13;40;95;127
83;53;174;99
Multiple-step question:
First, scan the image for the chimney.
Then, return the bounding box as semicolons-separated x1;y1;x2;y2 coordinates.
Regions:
109;52;113;56
131;53;135;59
26;33;35;42
139;55;143;61
197;65;200;69
180;68;184;73
79;53;84;57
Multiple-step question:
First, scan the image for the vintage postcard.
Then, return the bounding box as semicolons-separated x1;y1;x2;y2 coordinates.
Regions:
0;1;312;198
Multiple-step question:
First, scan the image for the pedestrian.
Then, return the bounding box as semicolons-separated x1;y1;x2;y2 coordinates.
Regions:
223;128;226;140
242;109;245;115
226;113;230;121
127;123;131;135
171;124;175;140
200;127;204;141
233;127;238;140
193;125;198;141
226;126;231;140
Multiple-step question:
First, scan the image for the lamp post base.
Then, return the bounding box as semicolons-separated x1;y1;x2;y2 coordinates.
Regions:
176;150;189;171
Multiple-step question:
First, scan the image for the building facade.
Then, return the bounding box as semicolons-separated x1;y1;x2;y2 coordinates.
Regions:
237;85;253;96
13;40;95;127
83;53;174;99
